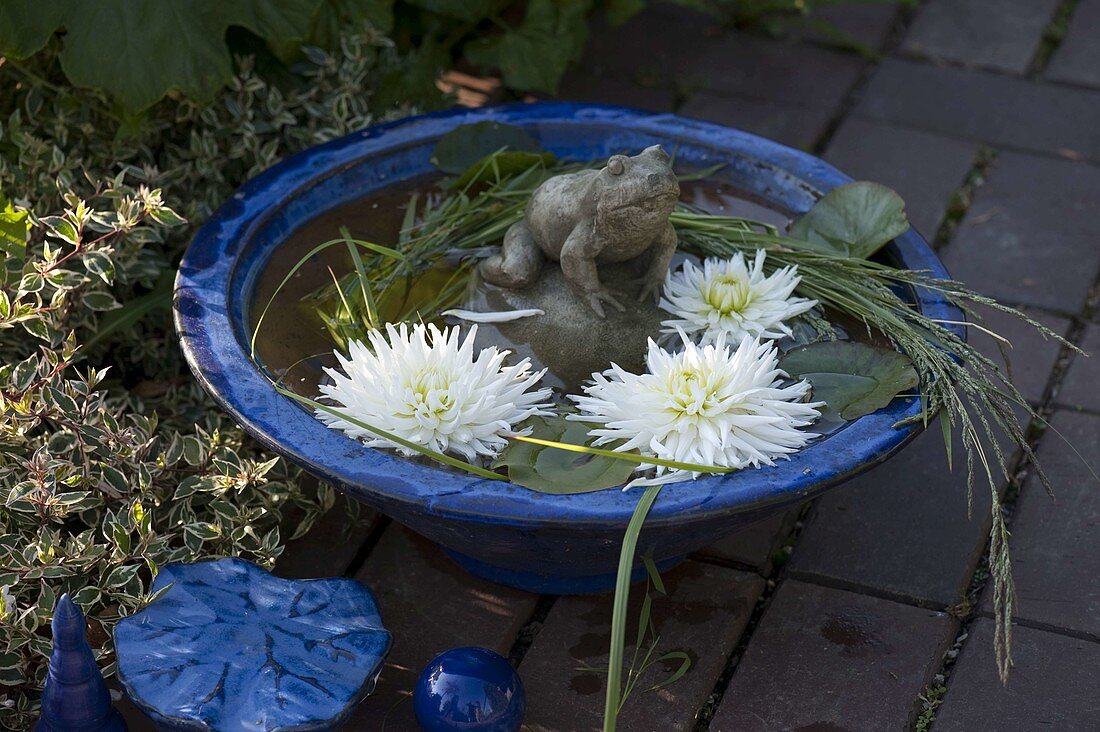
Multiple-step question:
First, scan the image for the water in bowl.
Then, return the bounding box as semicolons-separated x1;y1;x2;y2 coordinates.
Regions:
249;176;850;437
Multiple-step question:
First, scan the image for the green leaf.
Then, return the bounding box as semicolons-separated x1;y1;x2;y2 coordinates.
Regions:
789;182;910;259
82;291;122;312
4;0;324;111
39;215;79;246
450;150;557;189
0;1;66;59
465;0;592;94
184;522;221;541
103;563;141;589
0;193;30;259
431;122;545;175
22;317;51;342
493;416;636;494
779;340;919;421
605;484;662;730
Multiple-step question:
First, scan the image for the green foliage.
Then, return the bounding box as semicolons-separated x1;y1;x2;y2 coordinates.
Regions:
779;340;919;421
789;181;910;259
0;0;912;115
465;0;594;93
0;0;327;111
0;30;412;728
493;416;636;493
0;194;28;259
0;0;599;112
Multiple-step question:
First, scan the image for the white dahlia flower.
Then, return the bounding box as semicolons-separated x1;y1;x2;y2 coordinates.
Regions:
570;332;822;486
659;251;817;345
316;323;553;462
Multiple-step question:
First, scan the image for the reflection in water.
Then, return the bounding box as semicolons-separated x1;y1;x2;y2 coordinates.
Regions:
427;668;514;723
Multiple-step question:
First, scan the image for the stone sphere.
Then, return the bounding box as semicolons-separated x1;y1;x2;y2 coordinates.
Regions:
413;647;525;732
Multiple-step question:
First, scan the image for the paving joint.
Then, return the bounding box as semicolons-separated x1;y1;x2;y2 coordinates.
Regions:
506;594;558;668
1028;0;1084;76
932;145;998;250
784;568;952;613
343;514;392;579
691;505;811;729
808;2;919;155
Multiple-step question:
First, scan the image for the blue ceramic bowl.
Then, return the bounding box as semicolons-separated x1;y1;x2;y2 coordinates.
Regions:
175;103;963;594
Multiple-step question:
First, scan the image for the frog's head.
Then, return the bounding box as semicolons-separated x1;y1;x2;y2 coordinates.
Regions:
595;145;679;218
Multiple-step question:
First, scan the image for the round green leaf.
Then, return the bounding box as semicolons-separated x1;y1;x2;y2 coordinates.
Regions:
779;340;919;421
430;121;545;174
450;150;557;189
788;181;910;259
493;416;636;494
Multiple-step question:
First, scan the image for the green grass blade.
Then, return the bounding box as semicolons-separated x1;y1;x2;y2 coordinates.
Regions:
274;386;506;481
510;435;732;475
340;226;378;329
641;554;666;595
645;651;692;692
604;484;662;732
250;236;405;358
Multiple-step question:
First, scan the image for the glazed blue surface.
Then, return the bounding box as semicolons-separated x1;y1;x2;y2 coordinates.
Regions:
414;647;525;732
113;558;391;731
37;594;127;732
175;103;965;593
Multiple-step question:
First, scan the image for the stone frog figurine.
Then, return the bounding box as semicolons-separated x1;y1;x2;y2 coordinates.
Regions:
479;145;680;317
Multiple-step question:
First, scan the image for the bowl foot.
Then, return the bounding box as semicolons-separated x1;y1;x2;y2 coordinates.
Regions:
442;548;687;595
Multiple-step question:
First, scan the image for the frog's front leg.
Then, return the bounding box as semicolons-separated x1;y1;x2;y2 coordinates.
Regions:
560;226;625;318
636;222;678;303
479;219;543;289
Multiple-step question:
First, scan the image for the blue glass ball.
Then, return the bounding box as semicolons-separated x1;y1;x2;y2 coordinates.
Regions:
414;647;526;732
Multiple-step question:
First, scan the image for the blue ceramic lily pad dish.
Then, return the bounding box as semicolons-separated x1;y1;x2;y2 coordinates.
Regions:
114;558;391;731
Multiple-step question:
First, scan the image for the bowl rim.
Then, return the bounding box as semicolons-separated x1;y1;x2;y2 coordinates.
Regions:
175;102;964;528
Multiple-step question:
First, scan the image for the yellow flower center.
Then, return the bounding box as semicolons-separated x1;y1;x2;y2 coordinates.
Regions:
408;368;454;415
703;273;753;315
668;367;720;417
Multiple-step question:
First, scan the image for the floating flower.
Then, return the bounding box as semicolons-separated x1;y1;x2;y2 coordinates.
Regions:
570;332;822;486
659;251;817;345
316;323;552;462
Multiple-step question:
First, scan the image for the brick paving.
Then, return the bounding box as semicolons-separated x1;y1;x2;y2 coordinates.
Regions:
120;2;1100;729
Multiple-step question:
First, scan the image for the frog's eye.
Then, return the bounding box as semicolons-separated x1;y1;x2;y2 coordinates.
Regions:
607;156;626;176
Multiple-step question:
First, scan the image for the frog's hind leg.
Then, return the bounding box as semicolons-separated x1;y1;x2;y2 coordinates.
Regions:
479;220;544;289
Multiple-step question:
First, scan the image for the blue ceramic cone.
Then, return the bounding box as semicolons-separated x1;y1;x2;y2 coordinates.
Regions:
36;594;127;732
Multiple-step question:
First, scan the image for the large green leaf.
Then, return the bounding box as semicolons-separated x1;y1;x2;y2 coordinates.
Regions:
431;121;546;174
493;416;635;494
465;0;592;93
1;0;324;111
788;182;910;259
779;340;919;421
0;194;30;260
0;1;66;59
